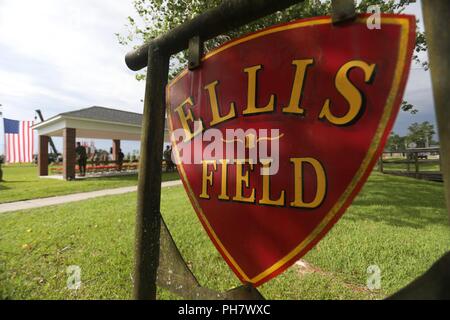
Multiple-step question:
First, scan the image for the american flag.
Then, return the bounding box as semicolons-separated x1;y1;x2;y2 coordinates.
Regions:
3;118;35;163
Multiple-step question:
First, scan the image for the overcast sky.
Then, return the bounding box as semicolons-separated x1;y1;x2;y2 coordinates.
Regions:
0;0;437;154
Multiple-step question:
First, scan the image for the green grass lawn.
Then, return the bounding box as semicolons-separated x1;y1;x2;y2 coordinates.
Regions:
1;172;449;299
0;164;179;204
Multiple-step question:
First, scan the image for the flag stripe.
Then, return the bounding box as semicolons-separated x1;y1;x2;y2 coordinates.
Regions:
5;134;9;162
9;134;13;163
10;134;14;163
9;134;12;163
31;122;34;161
21;122;25;162
25;121;29;162
23;122;27;162
28;121;33;162
14;134;19;162
24;122;28;162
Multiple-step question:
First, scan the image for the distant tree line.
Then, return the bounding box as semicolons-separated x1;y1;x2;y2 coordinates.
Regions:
386;121;437;151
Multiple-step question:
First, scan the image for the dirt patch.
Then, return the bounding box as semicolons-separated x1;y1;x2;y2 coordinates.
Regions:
294;259;381;296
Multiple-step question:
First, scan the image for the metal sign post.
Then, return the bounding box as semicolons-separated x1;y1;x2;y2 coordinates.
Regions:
422;1;450;220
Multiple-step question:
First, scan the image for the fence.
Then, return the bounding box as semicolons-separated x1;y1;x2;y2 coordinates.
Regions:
378;147;442;182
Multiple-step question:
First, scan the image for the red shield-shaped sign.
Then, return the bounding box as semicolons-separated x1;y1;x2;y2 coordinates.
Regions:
167;14;415;286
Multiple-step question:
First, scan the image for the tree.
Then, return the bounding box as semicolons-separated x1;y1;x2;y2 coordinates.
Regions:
406;121;436;148
117;0;427;113
386;132;406;151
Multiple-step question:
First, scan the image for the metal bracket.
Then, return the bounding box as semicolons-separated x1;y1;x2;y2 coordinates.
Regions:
331;0;356;24
157;216;264;300
188;36;203;70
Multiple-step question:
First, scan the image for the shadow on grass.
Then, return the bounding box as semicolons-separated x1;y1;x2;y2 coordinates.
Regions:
346;174;448;229
355;174;445;208
0;184;11;191
0;180;33;184
346;204;448;230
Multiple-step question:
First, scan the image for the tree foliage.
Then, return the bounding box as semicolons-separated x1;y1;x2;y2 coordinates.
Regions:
385;121;438;151
406;121;436;148
386;121;437;151
117;0;427;113
386;132;406;151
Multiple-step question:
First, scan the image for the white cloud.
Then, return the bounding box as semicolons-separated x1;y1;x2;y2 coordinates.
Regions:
0;0;145;121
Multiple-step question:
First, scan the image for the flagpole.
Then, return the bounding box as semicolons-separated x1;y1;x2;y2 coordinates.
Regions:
0;104;4;168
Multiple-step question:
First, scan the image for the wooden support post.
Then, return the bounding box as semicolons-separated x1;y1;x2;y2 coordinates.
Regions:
385;0;450;300
133;43;169;300
38;135;49;176
407;154;411;173
414;153;419;178
422;0;450;220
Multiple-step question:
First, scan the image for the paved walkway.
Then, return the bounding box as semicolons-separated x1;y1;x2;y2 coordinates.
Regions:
0;180;182;214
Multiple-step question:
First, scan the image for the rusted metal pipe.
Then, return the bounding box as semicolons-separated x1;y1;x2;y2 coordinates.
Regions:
125;0;305;71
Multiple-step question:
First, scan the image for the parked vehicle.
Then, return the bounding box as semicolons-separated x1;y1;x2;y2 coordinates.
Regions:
417;152;428;160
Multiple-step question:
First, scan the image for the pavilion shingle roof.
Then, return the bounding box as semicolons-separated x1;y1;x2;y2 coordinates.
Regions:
60;106;142;126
